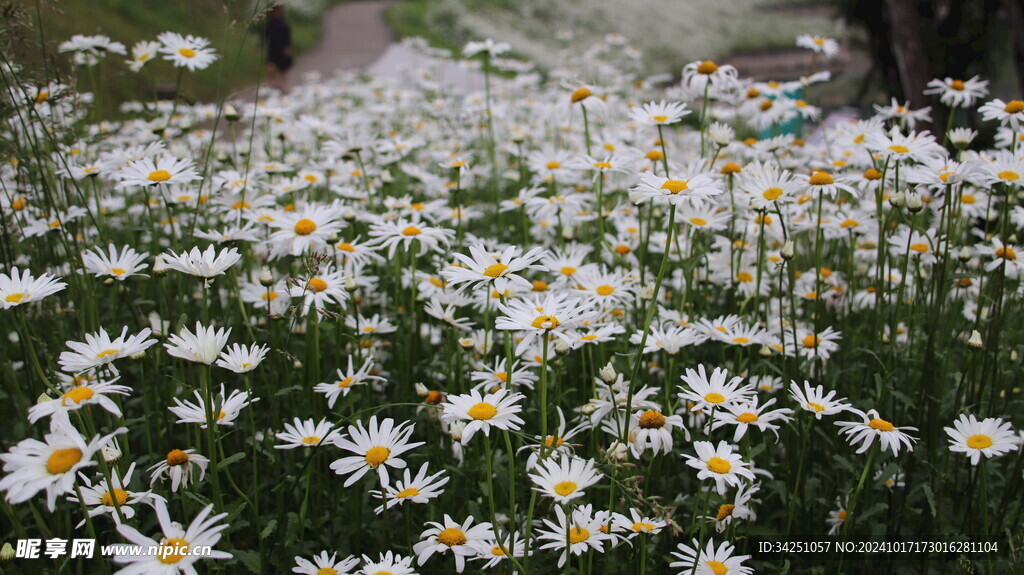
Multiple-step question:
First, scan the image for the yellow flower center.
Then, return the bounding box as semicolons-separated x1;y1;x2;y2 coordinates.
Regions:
468;402;497;420
571;88;592;103
651;115;668;123
294;218;317;235
661;179;689;194
802;334;819;348
158;538;189;564
704;392;726;404
996;247;1017;260
732;337;750;344
909;243;929;253
490;546;506;556
737;272;753;283
494;372;508;382
167;449;190;466
262;292;279;301
307;278;328;293
438;527;467;547
696;60;719;74
364;446;390;467
998;171;1020;182
949;79;966;91
615;244;631;255
690;217;708;226
96;349;120;359
554;481;578;496
531;315;560;329
1004;100;1024;114
737;412;758;423
61;386;95;405
546;161;562;170
568;527;590;544
632;521;655;532
147;170;172;182
840;219;859;229
544;435;565;447
888;145;910;154
807;402;826;412
595;285;614;296
483;263;509;278
638;410;666;428
46;448;83;474
967;434;993;449
560;266;577;276
101;488;129;507
716;504;736;521
837;510;848;521
762;187;783;201
301;436;320;445
593;161;612;169
110;267;128;276
707;560;729;575
707;456;732;474
395;486;420;498
869;418;895;432
178;47;196;58
809;171;834;186
401;226;422;236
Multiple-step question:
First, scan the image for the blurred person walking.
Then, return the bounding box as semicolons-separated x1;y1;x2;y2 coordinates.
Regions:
264;5;293;92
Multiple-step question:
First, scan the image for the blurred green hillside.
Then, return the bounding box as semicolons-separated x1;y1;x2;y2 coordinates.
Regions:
2;0;326;116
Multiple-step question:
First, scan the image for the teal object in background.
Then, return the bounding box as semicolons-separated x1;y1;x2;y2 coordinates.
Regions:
760;87;804;138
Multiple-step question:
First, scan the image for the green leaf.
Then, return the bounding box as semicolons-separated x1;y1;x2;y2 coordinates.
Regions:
921;483;937;517
233;549;261;573
217;452;246;471
260;519;278;540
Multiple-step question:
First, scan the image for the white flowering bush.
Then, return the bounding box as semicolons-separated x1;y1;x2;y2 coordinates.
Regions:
0;24;1021;575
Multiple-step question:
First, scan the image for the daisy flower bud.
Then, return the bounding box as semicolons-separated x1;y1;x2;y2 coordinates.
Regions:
888;191;905;208
958;246;973;262
758;345;772;357
258;266;275;286
905;191;924;213
781;240;795;260
967;330;984;349
102;443;123;463
599;362;617;383
223;104;240;122
0;542;14;561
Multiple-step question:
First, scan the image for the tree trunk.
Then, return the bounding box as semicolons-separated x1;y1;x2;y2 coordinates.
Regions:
1004;0;1024;96
885;0;933;130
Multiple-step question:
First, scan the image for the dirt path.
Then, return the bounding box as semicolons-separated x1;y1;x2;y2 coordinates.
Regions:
290;1;396;83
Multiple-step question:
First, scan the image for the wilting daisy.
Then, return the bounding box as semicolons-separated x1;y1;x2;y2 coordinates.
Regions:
669;538;753;575
148;448;209;492
275;417;341;449
215;343;269;373
113;499;231;572
945;413;1019;465
706;482;759;533
156;31;218;71
162;245;242;278
370;462;449;513
441;388;525;444
66;462;161;527
330;416;425;487
442;244;547;295
115;155;201;189
314;355;385;408
293;551;359;575
836;409;918;455
0;266;66;310
164;322;231;365
683;440;756;495
413;514;493;573
826;496;849;536
0;414;124;510
57;326;156;375
628;409;687;457
28;376;132;423
168;385;257;428
81;244;149;281
536;504;615;568
529;454;603;504
789;380;850;419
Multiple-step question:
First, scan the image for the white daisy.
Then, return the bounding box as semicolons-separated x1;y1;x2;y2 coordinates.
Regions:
441;388;525;445
330;416;425;487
